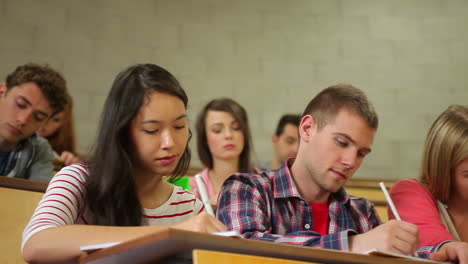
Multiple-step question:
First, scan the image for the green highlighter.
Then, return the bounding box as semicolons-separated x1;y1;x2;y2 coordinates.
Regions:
166;176;191;191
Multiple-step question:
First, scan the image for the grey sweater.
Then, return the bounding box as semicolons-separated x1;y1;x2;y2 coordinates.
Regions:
5;135;55;182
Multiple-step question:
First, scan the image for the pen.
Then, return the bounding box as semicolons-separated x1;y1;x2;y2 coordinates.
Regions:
379;182;401;220
195;174;215;216
380;182;419;257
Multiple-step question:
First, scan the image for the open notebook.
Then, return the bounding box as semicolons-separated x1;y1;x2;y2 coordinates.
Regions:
80;230;242;253
364;249;449;263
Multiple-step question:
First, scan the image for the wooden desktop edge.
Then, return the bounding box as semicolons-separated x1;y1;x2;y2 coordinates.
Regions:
79;228;427;264
0;176;48;193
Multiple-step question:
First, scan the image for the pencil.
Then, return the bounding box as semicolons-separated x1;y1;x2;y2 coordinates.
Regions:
380;182;420;257
195;174;215;216
379;182;401;220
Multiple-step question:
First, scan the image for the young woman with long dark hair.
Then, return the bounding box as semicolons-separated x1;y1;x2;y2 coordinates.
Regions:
22;64;226;263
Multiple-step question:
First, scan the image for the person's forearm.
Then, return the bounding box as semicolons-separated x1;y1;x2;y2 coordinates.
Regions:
23;224;169;264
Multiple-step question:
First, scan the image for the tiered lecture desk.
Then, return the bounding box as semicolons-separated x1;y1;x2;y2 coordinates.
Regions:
0;176;47;264
79;228;431;264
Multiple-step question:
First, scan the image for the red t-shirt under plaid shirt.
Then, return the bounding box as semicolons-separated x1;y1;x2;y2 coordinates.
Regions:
309;201;329;235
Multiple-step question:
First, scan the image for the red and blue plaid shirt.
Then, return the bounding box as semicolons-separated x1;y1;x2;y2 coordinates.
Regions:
217;159;436;258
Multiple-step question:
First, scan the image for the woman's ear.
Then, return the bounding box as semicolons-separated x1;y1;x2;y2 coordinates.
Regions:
299;115;317;142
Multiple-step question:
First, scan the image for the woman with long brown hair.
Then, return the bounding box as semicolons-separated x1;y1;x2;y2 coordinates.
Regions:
190;98;254;205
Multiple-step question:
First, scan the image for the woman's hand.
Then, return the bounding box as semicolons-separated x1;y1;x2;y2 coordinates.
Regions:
430;241;468;264
60;151;80;165
173;212;227;233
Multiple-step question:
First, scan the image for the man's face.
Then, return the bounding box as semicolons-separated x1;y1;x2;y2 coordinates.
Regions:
273;123;299;163
0;82;53;149
301;109;375;193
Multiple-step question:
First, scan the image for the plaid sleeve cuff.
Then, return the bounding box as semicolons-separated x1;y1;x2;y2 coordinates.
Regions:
416;240;455;259
432;240;455;253
305;229;357;251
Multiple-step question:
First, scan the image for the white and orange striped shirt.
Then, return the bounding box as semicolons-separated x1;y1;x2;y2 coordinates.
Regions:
22;163;204;250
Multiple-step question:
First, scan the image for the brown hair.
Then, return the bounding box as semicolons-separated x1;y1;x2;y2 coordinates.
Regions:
302;84;378;130
5;63;68;115
419;105;468;202
45;94;76;154
196;98;254;173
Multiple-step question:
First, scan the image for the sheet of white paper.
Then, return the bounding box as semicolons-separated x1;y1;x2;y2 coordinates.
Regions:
364;249;449;263
212;230;243;238
80;242;121;253
80;231;242;254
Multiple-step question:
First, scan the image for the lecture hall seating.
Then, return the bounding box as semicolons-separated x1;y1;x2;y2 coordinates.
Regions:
0;176;47;264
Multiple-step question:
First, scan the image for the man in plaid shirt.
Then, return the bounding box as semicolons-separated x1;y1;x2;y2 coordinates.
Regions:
217;84;427;257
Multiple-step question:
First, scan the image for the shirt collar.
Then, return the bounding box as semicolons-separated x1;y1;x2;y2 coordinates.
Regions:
272;158;351;205
272;158;302;199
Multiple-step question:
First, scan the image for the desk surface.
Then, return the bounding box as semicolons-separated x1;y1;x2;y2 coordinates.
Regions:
80;228;433;264
193;249;321;264
0;176;48;192
0;186;45;263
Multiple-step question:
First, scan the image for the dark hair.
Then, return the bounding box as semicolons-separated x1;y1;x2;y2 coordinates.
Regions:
196;98;254;173
303;84;378;130
5;63;68;115
275;114;301;136
86;64;191;226
45;94;76;155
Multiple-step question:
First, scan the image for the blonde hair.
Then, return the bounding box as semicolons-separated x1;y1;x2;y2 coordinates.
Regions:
420;105;468;202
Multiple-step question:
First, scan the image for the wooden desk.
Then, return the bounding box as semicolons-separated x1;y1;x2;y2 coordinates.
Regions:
0;176;48;193
193;249;320;264
345;186;387;206
0;179;46;264
80;228;430;264
345;185;389;221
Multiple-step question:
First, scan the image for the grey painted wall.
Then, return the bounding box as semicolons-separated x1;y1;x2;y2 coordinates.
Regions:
1;0;467;179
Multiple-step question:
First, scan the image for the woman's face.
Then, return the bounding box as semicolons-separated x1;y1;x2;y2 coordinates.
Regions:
130;92;189;178
452;157;468;201
37;111;66;137
205;110;245;162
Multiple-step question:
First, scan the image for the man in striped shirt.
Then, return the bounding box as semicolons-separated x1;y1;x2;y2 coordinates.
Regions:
218;84;427;257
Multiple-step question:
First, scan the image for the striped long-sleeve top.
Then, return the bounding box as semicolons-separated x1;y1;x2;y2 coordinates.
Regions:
22;163;204;250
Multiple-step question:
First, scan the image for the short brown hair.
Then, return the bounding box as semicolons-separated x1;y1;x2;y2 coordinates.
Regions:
5;63;68;115
196;98;254;173
420;105;468;202
302;84;378;130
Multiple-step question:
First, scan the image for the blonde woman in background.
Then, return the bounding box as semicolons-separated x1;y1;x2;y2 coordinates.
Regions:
390;105;468;263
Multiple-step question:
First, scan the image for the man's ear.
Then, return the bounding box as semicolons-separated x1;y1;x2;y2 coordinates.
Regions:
299;115;317;143
0;84;7;98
